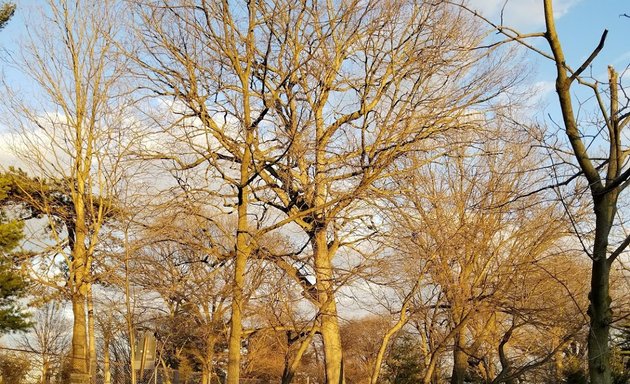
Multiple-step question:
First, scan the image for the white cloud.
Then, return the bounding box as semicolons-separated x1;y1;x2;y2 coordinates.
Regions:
533;80;555;99
466;0;582;30
0;129;30;171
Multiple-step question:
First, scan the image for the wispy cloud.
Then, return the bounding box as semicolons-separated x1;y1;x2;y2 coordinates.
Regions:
530;80;556;106
466;0;582;30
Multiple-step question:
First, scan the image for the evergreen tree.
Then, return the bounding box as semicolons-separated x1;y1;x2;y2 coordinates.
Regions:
0;173;30;333
0;3;15;31
382;333;424;384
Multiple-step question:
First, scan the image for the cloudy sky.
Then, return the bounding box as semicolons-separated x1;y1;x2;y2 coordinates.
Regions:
469;0;630;62
468;0;582;27
0;0;629;137
467;0;630;100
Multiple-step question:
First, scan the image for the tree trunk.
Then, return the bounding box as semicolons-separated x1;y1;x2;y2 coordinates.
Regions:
586;191;616;384
493;326;516;384
588;217;613;384
283;327;317;384
159;356;172;384
41;359;50;384
451;331;467;384
203;336;216;384
370;313;407;384
542;2;620;382
320;313;344;384
226;132;253;383
124;231;137;384
70;230;90;384
201;369;209;384
70;290;89;384
313;229;344;384
226;243;246;384
423;355;438;384
103;334;111;384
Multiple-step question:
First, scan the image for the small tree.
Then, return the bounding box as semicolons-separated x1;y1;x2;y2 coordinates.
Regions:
19;302;71;384
382;332;424;384
0;351;31;384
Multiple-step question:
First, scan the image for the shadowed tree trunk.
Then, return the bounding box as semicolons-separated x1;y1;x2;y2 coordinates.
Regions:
542;3;628;382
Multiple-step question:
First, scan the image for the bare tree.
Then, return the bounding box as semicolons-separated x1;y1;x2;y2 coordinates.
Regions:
453;1;630;382
374;128;588;383
130;1;520;382
131;217;233;384
542;5;630;382
18;302;71;384
0;351;31;384
2;1;134;383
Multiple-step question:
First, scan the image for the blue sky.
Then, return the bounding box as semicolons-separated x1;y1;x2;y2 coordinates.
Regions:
468;0;630;114
0;0;37;53
468;0;629;59
0;0;629;125
554;1;630;68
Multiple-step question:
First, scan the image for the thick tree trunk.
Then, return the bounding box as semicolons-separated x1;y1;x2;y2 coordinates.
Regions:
320;313;344;384
451;331;467;384
70;291;89;384
587;193;615;384
226;244;246;384
588;259;612;384
70;231;90;384
313;229;344;384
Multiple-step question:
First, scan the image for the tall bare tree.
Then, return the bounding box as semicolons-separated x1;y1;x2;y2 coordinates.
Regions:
2;1;132;383
455;1;630;382
131;1;520;382
542;4;630;382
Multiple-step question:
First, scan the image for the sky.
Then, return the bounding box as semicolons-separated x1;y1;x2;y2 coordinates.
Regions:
0;0;629;139
0;0;628;328
467;0;630;113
